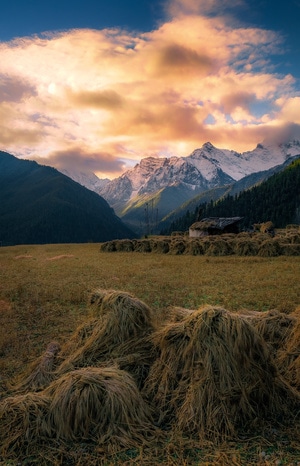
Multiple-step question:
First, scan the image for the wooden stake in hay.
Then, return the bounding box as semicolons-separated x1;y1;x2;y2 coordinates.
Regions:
46;366;156;448
57;290;156;388
0;392;51;456
143;306;299;441
12;341;61;393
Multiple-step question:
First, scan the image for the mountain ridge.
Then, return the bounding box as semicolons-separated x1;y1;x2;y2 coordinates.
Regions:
0;151;135;245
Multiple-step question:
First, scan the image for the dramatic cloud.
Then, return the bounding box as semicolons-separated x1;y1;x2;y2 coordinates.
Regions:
0;0;298;177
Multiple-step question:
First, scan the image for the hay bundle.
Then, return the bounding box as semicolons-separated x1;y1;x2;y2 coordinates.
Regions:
100;241;117;252
233;238;259;256
277;307;300;388
13;341;61;393
115;239;135;252
258;239;282;257
133;239;152;252
0;392;51;455
57;319;99;360
241;309;296;351
184;239;204;255
168;239;186;255
143;306;299;440
46;367;155;447
166;306;195;322
280;243;300;256
151;239;170;254
57;290;155;388
87;288;153;322
205;238;233;256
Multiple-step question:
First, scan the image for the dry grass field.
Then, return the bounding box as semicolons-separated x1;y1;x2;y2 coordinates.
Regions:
0;242;300;465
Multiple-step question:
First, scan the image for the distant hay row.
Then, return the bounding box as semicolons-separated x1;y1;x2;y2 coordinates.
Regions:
1;289;300;461
100;229;300;256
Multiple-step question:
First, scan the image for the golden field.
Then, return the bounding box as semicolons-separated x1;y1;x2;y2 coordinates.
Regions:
0;242;300;465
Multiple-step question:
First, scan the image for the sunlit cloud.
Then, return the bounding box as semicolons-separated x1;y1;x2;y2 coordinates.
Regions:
0;0;298;177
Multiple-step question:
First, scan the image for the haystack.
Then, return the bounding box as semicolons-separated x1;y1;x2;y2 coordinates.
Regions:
151;239;171;254
133;239;152;253
143;306;300;441
205;238;233;256
242;309;296;352
45;366;156;448
12;341;61;393
100;241;117;252
57;290;156;388
277;307;300;388
184;239;204;256
258;239;282;257
233;238;259;256
57;319;99;360
0;392;51;456
115;239;135;252
168;239;186;255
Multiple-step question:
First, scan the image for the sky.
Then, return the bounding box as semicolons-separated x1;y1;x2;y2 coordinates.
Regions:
0;0;300;179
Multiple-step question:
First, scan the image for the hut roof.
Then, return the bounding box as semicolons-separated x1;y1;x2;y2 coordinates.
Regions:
190;217;243;231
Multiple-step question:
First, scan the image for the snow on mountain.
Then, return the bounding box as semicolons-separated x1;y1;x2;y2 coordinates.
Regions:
60;169;110;192
97;139;300;211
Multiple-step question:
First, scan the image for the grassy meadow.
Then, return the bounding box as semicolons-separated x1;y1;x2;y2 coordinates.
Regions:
0;242;300;465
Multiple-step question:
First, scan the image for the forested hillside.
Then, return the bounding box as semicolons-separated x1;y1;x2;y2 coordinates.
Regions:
163;159;300;234
0;151;135;245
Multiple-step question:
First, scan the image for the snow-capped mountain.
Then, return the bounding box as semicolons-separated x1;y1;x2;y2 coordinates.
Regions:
60;168;110;192
97;140;300;212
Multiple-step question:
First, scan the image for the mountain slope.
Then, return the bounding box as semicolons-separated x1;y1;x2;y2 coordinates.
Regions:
163;158;300;234
0;151;135;245
158;155;300;232
97;140;300;232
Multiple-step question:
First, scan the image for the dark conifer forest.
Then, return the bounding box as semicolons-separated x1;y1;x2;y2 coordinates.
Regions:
162;159;300;234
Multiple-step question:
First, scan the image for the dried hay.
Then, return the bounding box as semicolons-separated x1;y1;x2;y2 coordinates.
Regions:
277;307;300;388
87;288;153;321
241;309;296;352
258;239;282;257
233;238;259;256
143;306;299;441
114;239;135;252
168;239;187;255
184;239;204;255
0;392;51;455
100;241;117;252
280;243;300;256
57;290;156;388
45;366;156;447
12;341;61;393
205;238;234;256
166;306;195;322
58;319;99;360
133;239;152;253
151;239;171;254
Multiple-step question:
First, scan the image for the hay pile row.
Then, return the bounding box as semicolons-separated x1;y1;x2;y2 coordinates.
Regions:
1;290;300;461
100;229;300;256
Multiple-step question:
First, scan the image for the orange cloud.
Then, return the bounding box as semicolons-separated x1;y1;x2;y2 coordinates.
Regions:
0;2;298;177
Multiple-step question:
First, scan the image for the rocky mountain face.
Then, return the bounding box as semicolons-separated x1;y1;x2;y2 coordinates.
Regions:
94;140;300;229
97;141;300;209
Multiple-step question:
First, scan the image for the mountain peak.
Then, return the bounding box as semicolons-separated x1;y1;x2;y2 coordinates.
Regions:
202;142;215;151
